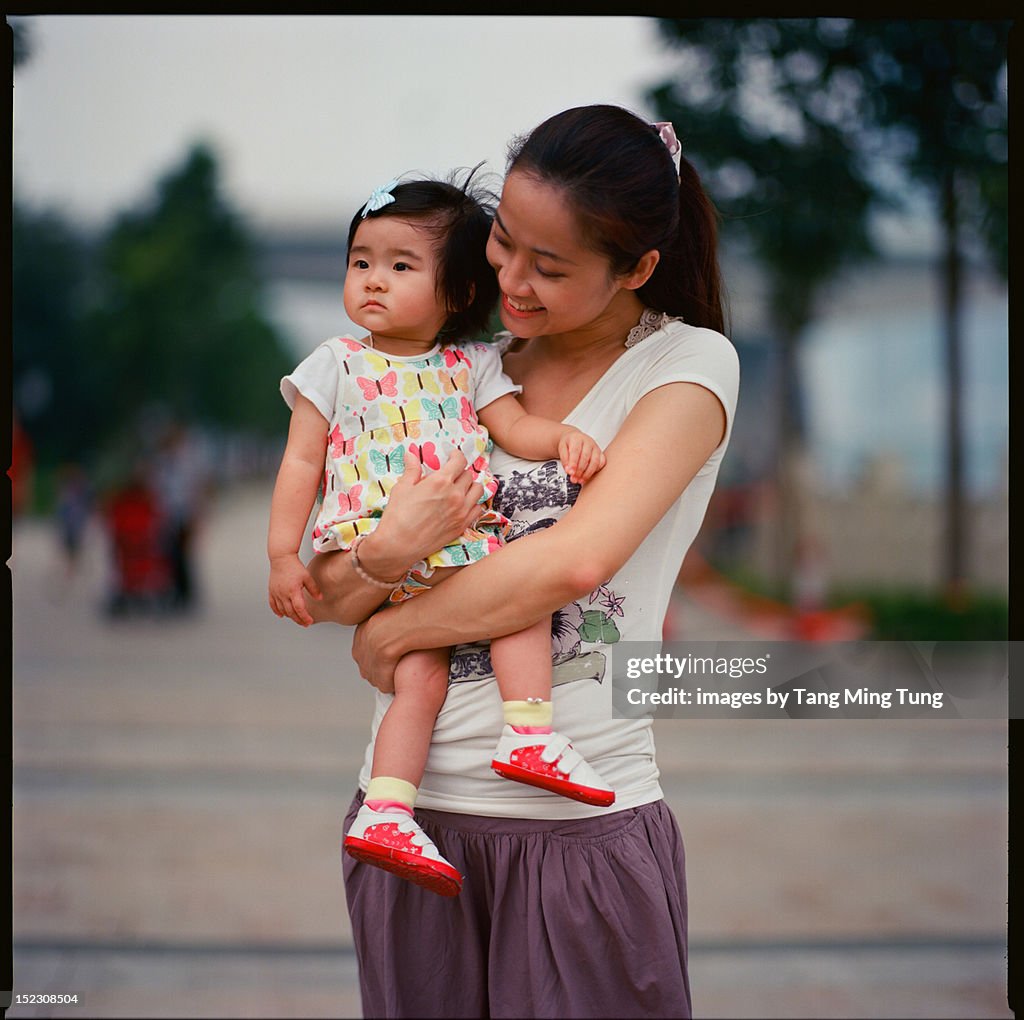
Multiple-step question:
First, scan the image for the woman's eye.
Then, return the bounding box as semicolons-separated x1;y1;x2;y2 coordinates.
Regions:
491;230;511;249
536;267;564;279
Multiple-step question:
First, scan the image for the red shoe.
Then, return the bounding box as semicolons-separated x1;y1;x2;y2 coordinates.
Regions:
491;726;615;807
343;805;462;897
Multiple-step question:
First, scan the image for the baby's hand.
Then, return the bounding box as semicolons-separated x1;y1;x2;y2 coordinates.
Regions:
268;553;322;627
559;428;606;485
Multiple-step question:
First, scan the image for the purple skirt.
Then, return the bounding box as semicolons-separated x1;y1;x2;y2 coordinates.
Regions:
342;792;691;1018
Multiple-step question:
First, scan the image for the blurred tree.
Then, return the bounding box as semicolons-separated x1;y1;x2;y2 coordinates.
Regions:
11;16;32;66
83;142;294;446
13;142;295;491
11;205;95;468
650;17;1008;598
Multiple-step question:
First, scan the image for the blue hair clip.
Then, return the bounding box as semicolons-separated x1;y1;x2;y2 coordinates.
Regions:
360;179;400;218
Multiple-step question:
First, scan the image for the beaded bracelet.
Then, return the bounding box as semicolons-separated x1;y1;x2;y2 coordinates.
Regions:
350;534;406;589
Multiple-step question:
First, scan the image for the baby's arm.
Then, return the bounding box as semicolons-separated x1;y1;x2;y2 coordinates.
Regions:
267;394;329;626
477;393;605;485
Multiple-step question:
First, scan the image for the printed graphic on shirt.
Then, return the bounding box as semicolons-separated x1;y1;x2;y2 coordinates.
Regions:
450;460;625;687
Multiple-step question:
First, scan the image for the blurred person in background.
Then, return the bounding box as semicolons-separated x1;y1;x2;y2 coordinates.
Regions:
151;421;212;613
52;461;94;583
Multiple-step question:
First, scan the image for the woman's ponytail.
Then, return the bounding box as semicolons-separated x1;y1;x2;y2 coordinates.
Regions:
638;152;725;334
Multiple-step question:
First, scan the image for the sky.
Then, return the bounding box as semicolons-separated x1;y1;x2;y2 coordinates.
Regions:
10;14;681;233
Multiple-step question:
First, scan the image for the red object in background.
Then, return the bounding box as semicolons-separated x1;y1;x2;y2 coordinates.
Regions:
106;482;172;603
10;414;35;515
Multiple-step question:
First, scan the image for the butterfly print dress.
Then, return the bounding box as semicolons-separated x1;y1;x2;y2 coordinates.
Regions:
298;336;517;581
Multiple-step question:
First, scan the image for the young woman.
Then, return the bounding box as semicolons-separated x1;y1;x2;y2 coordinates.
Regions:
304;105;739;1019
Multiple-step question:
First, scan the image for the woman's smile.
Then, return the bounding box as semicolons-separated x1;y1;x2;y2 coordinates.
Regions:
501;293;545;317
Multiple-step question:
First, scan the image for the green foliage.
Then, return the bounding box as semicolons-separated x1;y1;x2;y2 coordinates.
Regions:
13;141;295;472
85;143;293;435
650;19;880;337
834;588;1008;641
11;206;96;466
651;18;1009;295
650;19;1008;595
707;564;1008;641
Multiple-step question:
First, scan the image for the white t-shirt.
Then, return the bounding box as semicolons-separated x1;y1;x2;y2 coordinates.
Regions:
356;319;740;818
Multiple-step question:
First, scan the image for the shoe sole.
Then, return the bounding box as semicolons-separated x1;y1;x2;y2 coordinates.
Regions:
491;760;616;807
344;837;462;897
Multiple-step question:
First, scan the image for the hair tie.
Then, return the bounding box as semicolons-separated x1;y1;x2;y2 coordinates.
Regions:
360;179;400;218
651;122;682;178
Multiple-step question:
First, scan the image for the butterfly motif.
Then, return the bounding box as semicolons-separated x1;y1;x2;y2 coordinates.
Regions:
329;425;356;459
456;396;478;432
422;396;459;421
339;460;364;486
448;539;487;565
380;403;422;439
409;441;441;471
340;337;364;353
403;370;441;397
364;350;394;374
438;368;470;394
337;485;363;515
356;370;399;401
369;445;407;475
442;347;467;369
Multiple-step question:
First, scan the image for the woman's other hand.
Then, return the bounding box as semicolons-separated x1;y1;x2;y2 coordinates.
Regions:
352;612;401;694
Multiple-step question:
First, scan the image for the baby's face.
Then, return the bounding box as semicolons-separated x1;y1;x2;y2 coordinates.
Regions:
344;216;447;346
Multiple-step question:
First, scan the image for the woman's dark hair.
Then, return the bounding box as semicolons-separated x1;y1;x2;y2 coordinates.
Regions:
507;105;725;334
347;165;500;340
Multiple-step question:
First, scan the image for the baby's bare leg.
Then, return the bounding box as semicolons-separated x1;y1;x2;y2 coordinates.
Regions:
370;646;451;787
489;616;553;704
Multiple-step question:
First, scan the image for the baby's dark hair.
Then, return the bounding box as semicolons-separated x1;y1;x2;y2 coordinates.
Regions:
346;165;500;340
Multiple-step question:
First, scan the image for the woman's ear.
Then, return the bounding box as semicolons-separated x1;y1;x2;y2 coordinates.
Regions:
623;250;660;291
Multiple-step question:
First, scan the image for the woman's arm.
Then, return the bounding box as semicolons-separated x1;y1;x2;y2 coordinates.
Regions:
352;380;727;688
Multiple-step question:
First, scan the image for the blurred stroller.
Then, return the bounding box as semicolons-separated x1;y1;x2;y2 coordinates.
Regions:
104;476;172;615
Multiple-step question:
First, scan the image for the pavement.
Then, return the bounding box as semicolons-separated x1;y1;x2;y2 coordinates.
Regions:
7;481;1014;1019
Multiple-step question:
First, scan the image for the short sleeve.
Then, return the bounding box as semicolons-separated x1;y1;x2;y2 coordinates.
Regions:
462;341;523;410
627;323;740;453
280;342;340;421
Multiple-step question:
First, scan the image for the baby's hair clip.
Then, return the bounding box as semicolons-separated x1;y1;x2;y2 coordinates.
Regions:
361;179;400;218
651;122;682;177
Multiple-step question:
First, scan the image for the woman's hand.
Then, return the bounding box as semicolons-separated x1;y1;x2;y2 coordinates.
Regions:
352;612;401;694
304;448;485;628
370;448;485;569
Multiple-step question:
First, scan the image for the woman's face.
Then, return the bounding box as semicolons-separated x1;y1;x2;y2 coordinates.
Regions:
485;170;636;338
